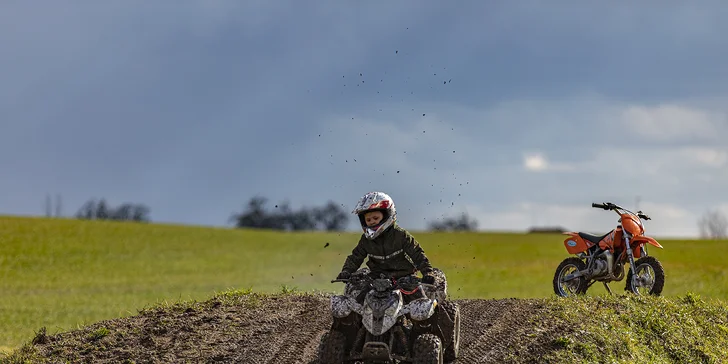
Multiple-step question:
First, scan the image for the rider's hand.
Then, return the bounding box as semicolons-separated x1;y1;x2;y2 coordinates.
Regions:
422;274;435;285
336;271;351;280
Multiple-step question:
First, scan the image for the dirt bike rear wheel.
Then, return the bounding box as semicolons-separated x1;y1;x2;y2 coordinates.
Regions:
553;257;588;297
412;333;443;364
317;330;346;364
625;256;665;296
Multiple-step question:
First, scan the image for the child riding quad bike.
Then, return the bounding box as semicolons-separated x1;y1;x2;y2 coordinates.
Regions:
317;191;461;363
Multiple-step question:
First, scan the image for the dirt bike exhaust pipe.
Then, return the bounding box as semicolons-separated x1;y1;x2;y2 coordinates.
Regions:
564;250;615;282
604;250;615;278
563;270;586;281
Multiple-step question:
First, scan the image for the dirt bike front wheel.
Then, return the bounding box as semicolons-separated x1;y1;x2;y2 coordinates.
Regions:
553;257;588;297
625;256;665;296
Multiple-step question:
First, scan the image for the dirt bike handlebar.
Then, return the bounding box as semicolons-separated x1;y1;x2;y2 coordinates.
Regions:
592;202;617;210
592;202;651;220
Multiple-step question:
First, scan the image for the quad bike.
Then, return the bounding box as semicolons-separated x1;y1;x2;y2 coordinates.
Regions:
317;267;461;364
553;202;666;297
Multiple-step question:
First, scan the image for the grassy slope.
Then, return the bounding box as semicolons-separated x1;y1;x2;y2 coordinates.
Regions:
540;292;728;363
1;215;727;353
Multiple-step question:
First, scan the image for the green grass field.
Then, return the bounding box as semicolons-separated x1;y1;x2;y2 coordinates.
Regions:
1;215;727;352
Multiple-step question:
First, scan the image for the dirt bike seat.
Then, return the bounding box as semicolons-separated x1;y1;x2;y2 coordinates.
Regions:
578;231;611;244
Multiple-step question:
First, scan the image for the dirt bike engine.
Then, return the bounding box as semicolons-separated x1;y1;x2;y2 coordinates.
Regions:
592;258;608;276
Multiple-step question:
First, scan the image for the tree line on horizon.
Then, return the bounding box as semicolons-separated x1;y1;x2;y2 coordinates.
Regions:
47;195;479;232
75;198;151;222
226;196;479;232
41;194;728;238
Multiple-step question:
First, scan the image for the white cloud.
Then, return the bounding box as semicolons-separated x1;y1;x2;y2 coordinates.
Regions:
280;96;728;237
462;201;705;238
553;146;728;179
462;203;607;232
523;153;548;171
3;0;728;235
687;148;728;167
622;104;726;142
523;152;577;172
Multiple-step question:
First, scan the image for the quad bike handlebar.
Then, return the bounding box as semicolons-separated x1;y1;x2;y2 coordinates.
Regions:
330;277;438;289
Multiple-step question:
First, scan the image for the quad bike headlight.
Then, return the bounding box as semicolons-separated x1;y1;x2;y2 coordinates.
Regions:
384;300;402;318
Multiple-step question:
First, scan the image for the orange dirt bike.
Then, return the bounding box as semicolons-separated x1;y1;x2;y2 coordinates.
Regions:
553;202;665;297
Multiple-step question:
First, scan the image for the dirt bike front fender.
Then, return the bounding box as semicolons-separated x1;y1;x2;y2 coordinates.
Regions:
631;236;663;249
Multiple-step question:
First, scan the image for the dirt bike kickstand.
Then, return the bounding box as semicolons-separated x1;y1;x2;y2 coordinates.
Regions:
603;282;613;295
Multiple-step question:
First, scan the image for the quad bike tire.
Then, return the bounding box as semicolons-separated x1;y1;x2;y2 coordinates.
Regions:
413;333;444;364
317;330;346;364
553;257;588;297
440;301;460;363
625;256;665;296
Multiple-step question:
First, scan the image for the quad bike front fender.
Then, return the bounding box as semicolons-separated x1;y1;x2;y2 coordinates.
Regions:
434;301;456;348
631;236;663;249
402;297;438;321
330;295;363;318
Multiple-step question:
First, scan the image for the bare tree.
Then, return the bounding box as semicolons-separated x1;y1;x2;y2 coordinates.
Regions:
229;196;286;230
230;196;348;232
75;198;151;222
43;193;63;218
55;194;62;217
428;212;479;232
130;204;151;222
313;201;348;231
96;199;109;220
698;209;728;239
76;199;97;219
45;194;52;217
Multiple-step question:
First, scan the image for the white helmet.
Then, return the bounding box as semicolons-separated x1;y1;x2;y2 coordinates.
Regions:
352;191;397;240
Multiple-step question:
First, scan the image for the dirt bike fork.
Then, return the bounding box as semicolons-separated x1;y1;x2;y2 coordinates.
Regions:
625;237;638;290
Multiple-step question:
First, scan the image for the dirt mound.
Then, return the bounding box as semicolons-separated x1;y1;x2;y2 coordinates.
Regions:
6;291;576;364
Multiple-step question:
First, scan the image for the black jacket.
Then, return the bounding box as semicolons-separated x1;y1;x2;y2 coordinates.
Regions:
341;223;434;278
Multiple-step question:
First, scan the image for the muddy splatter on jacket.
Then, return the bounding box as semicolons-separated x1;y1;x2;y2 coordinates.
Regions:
341;223;434;278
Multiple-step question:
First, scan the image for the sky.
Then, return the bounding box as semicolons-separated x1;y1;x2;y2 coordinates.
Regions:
1;1;727;238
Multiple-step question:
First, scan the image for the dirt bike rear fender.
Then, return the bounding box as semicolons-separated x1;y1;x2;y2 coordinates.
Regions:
562;232;592;254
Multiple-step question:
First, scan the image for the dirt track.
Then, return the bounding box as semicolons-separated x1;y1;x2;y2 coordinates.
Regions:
25;293;569;363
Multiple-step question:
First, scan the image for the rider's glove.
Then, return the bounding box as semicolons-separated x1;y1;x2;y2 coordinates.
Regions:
422;274;435;285
336;271;351;280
